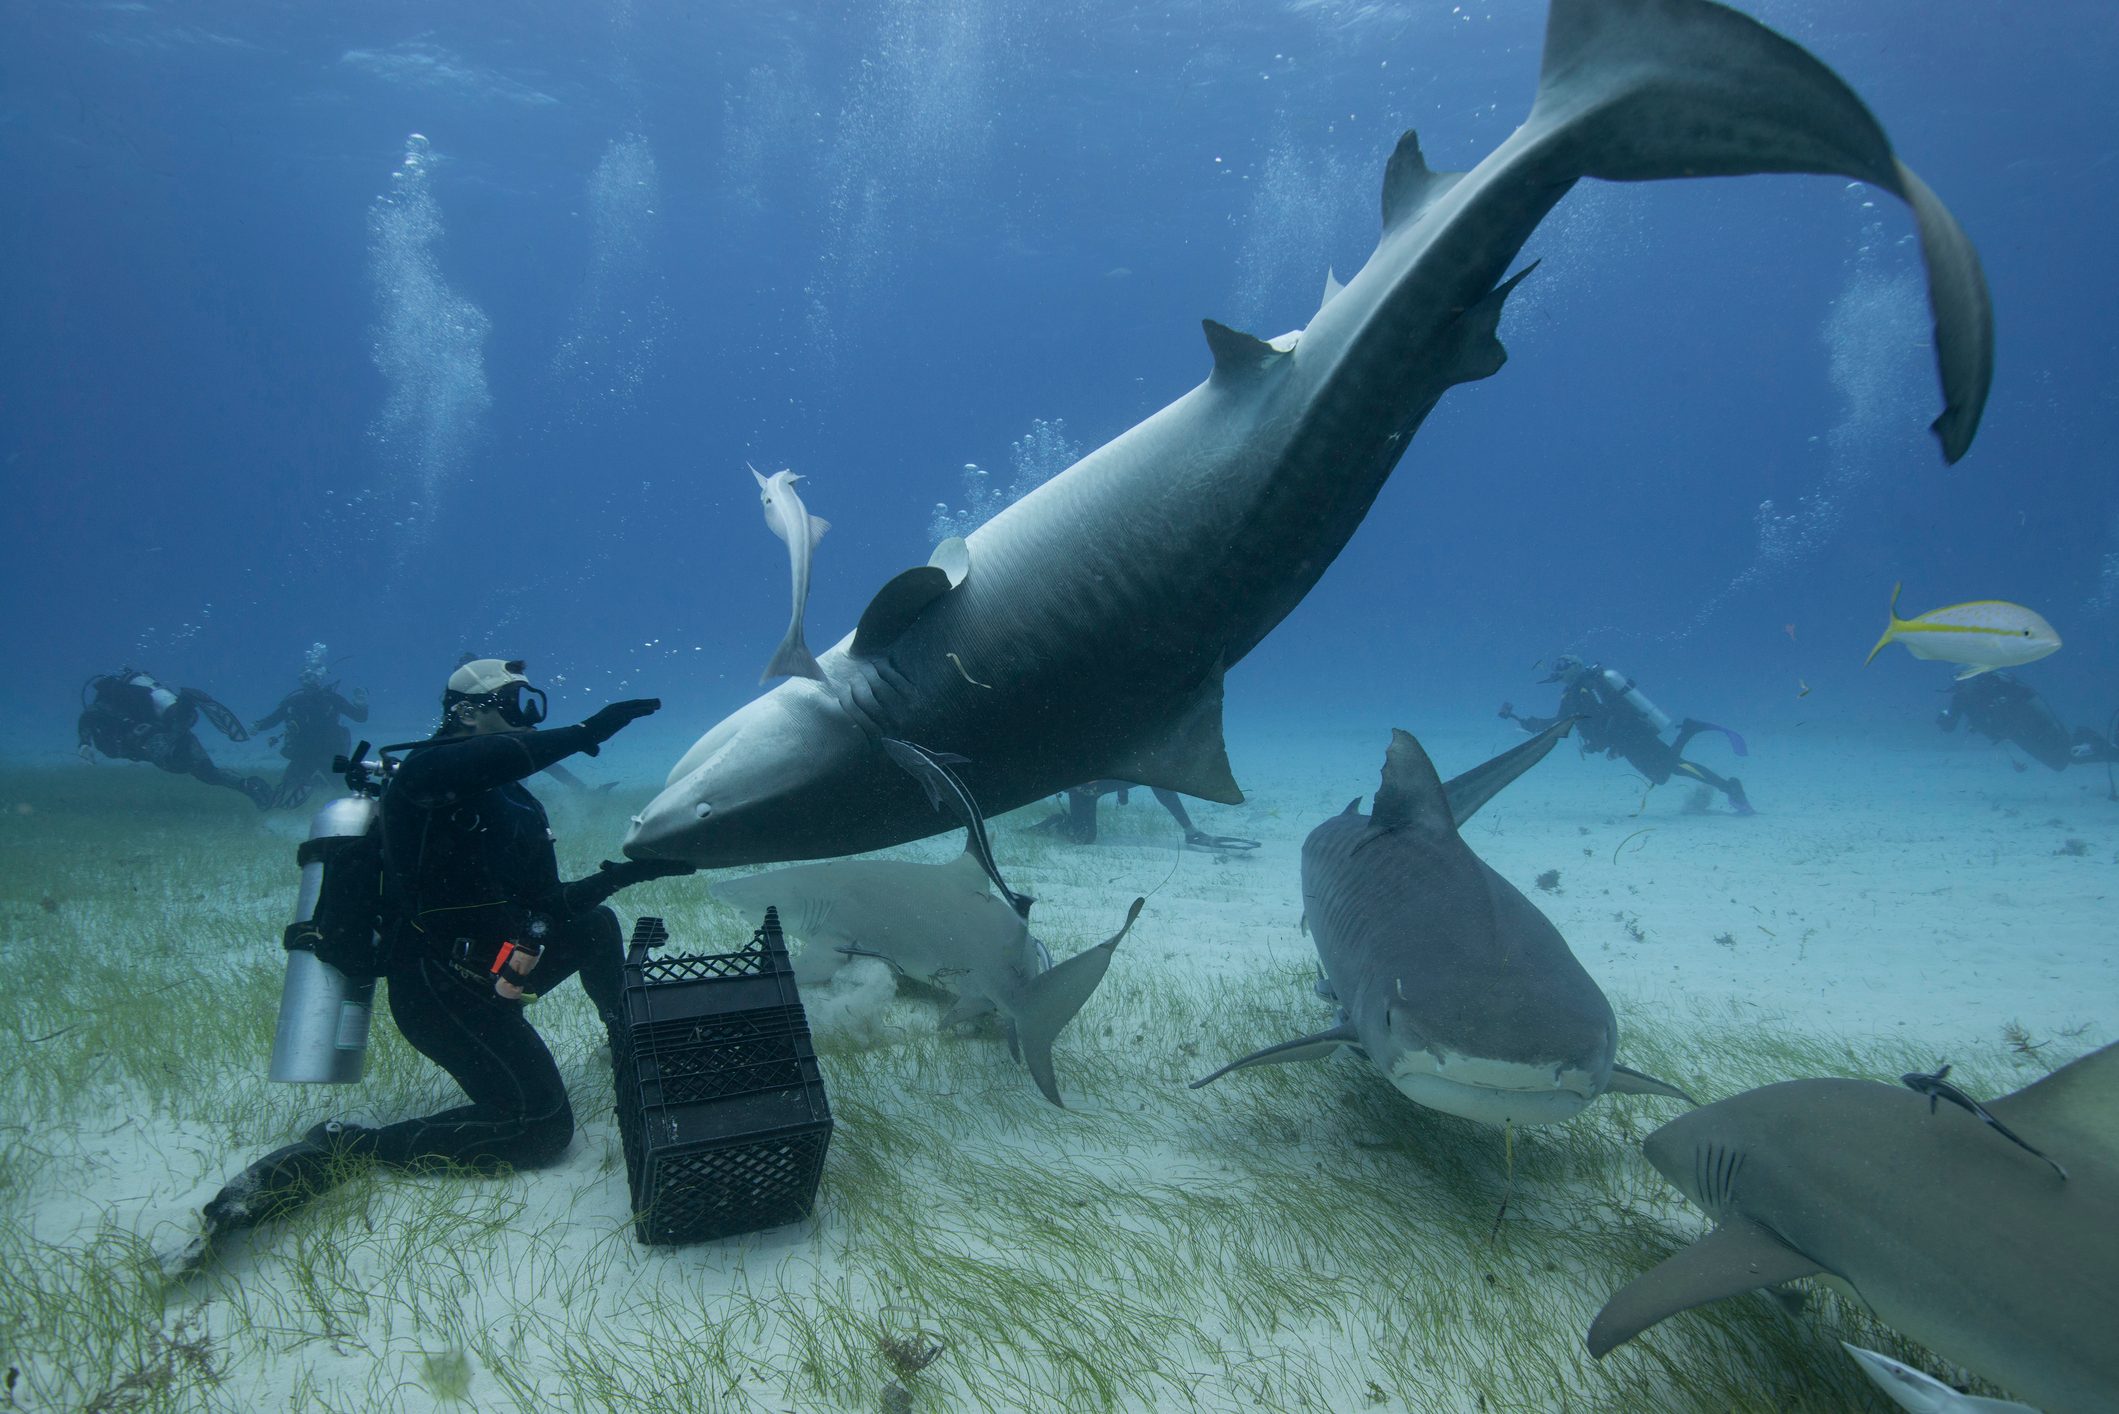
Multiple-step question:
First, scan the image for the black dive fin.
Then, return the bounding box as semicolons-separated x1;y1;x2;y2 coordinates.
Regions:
1587;1219;1822;1358
1607;1064;1697;1105
1190;1022;1359;1089
1442;717;1575;826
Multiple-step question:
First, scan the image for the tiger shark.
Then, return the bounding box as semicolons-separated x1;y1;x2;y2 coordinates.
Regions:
1193;724;1692;1126
1588;1043;2119;1414
625;0;1992;868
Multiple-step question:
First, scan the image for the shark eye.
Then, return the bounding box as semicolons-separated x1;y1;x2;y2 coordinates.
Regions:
694;803;713;820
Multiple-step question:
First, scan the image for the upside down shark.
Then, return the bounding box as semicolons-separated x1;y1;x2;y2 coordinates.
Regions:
626;0;1992;867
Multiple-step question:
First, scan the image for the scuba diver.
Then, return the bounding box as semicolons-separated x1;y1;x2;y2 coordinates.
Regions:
189;659;695;1256
1501;655;1755;815
251;647;369;809
1033;780;1261;853
76;667;271;809
1936;671;2119;772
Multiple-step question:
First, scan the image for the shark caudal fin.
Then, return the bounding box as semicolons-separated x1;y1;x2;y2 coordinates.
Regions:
1864;582;1907;667
1014;898;1144;1107
1527;0;1992;463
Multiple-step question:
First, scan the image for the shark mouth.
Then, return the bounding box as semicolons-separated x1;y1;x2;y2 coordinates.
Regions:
1386;1048;1601;1127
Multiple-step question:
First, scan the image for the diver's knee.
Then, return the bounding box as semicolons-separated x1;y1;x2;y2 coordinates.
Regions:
519;1102;576;1170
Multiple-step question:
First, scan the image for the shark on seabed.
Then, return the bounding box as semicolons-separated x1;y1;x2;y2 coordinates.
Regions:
626;0;1992;869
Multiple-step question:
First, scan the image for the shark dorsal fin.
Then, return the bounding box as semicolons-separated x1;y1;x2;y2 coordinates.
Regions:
1340;796;1363;817
1443;716;1573;825
1988;1039;2119;1172
1202;319;1290;387
1381;130;1465;232
850;565;955;657
1370;728;1454;834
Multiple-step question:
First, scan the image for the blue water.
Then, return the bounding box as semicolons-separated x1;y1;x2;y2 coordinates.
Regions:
4;0;2117;767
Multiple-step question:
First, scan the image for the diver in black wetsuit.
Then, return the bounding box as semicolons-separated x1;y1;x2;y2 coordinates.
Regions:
1936;671;2119;772
252;663;369;810
196;659;694;1245
1500;654;1755;815
76;667;271;809
1034;780;1261;852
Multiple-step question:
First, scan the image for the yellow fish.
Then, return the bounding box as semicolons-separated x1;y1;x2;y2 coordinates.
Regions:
1863;583;2061;679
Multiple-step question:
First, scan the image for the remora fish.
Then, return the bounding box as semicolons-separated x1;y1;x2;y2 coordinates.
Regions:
1588;1043;2119;1414
1193;724;1691;1126
627;0;1991;867
716;857;1143;1107
1864;582;2060;680
753;465;830;683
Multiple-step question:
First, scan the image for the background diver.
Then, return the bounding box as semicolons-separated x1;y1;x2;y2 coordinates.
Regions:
1935;670;2118;773
189;659;694;1258
1033;780;1261;853
1501;654;1754;815
76;666;271;809
251;645;369;810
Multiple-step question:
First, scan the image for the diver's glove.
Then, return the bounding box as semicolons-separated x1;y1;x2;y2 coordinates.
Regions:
561;857;698;915
577;698;661;754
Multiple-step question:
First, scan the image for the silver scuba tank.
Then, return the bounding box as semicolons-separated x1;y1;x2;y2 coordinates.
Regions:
269;795;378;1084
1599;668;1674;735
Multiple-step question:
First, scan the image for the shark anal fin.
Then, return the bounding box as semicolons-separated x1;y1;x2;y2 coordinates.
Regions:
1190;1022;1360;1089
1202;319;1290;388
1103;664;1242;805
1380;130;1465;232
1440;262;1536;388
1587;1218;1823;1358
1607;1064;1697;1106
851;565;955;657
1442;717;1574;826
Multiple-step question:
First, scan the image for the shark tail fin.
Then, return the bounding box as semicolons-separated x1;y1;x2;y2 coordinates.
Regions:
762;633;825;684
1015;898;1144;1107
1863;582;1906;667
1529;0;1991;462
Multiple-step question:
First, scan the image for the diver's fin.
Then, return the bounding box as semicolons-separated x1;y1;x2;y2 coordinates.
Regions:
1988;1039;2119;1173
1443;717;1574;826
1202;319;1291;388
851;565;955;657
1102;665;1242;804
1587;1218;1823;1357
1371;729;1455;835
1379;131;1465;233
1189;1022;1360;1089
1864;582;1906;667
1606;1064;1697;1105
1015;898;1143;1106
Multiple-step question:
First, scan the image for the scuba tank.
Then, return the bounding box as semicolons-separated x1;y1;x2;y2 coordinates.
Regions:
269;749;391;1084
1597;668;1674;735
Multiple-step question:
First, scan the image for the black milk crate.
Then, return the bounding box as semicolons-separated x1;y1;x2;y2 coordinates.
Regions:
614;909;833;1245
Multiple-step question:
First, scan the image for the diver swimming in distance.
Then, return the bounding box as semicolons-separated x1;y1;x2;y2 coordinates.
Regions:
76;666;272;810
185;659;695;1264
1033;780;1261;853
1935;671;2119;773
1501;655;1754;815
251;646;369;810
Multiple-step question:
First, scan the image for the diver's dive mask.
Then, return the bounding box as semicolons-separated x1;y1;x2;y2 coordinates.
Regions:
443;658;548;729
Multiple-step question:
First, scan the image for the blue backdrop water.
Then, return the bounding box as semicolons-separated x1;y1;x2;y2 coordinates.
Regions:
5;0;2117;777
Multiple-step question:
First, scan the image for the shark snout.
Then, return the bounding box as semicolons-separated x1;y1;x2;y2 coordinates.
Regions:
1381;1004;1612;1126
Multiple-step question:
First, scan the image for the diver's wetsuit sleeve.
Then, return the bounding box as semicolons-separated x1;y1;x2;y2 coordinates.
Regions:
252;698;291;732
392;727;601;808
341;692;370;724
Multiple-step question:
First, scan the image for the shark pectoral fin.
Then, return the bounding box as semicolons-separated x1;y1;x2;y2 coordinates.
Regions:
1443;717;1575;826
1189;1023;1360;1090
1586;1219;1823;1358
927;536;970;588
850;565;955;657
1202;319;1291;388
1892;163;1992;464
1988;1038;2119;1173
1104;665;1242;805
1606;1064;1698;1106
792;941;845;987
1439;262;1536;388
1013;898;1143;1107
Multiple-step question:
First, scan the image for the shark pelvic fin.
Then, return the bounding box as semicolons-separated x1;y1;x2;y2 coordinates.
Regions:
1103;664;1243;804
851;565;956;657
1380;130;1465;233
1442;716;1574;826
1587;1218;1822;1357
1017;897;1143;1106
1202;319;1291;387
1190;1022;1360;1089
1370;728;1455;835
1607;1064;1697;1105
1440;262;1537;388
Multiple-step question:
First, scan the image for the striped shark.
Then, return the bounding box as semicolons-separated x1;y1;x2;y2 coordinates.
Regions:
626;0;1992;868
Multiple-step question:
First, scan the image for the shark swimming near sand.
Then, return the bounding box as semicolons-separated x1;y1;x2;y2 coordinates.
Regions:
1588;1043;2119;1414
626;0;1993;868
1192;724;1691;1126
